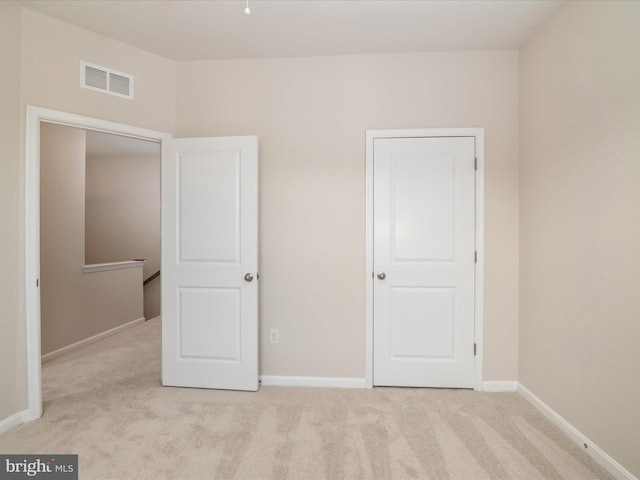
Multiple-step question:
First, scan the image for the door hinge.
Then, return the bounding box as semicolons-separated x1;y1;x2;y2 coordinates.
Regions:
474;251;477;263
474;343;477;356
36;279;39;287
474;157;478;171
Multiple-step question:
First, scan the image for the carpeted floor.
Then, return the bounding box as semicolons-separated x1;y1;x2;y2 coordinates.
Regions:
0;318;610;479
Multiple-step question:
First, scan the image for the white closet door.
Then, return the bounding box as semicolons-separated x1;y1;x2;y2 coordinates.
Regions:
373;136;476;388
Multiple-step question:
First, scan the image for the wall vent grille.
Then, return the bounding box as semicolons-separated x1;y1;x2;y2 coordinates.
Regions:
80;61;134;99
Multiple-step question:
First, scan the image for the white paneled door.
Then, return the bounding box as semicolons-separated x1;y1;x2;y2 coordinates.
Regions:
373;136;476;388
162;136;258;391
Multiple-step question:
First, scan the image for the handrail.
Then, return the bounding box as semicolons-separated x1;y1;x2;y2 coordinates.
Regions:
144;269;160;286
83;260;144;274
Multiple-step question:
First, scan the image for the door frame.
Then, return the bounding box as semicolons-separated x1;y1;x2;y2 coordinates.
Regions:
23;105;171;422
365;128;485;390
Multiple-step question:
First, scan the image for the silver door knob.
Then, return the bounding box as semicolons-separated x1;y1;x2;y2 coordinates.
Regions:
244;273;254;282
377;272;386;280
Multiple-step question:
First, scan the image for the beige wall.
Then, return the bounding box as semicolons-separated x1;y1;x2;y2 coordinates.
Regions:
20;9;175;134
175;51;520;379
519;1;640;477
5;7;175;418
0;5;177;420
86;153;161;318
40;123;144;355
0;0;23;421
3;3;637;474
144;281;161;322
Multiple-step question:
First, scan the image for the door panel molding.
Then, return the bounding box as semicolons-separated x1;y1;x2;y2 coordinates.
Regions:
365;128;484;390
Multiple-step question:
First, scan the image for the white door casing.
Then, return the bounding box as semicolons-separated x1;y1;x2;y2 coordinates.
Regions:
24;106;171;423
161;136;259;391
365;129;484;390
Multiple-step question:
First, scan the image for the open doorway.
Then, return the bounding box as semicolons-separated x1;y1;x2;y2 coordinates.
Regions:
24;106;171;422
38;122;161;363
84;129;162;320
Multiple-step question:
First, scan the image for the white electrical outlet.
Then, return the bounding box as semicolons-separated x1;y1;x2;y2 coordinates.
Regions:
269;328;279;344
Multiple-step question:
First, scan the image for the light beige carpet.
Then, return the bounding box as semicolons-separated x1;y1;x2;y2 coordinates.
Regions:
0;318;610;479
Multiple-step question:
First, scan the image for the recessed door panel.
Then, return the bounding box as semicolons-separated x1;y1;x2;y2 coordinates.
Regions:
390;287;455;359
391;155;454;262
179;152;240;262
179;288;240;361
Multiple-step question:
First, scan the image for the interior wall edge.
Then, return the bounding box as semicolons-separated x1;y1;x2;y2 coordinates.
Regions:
517;383;637;480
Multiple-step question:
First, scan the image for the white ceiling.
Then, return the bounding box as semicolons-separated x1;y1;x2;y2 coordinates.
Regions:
86;130;159;156
19;0;561;61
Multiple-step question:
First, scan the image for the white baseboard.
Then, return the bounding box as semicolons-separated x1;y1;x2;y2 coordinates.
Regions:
517;383;637;480
259;375;366;389
41;317;145;363
0;409;29;435
482;380;518;392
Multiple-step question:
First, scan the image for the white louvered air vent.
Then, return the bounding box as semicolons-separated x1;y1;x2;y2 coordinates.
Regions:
80;61;134;99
